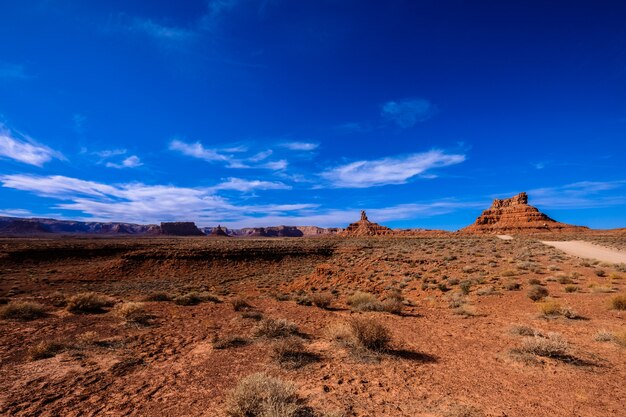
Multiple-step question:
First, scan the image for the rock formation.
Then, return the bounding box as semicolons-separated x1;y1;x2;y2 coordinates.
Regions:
461;192;587;233
209;225;229;237
341;210;392;237
160;222;205;236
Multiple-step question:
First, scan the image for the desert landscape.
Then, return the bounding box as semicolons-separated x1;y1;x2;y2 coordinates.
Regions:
1;194;625;417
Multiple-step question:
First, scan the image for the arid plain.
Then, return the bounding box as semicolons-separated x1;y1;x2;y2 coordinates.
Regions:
1;230;625;417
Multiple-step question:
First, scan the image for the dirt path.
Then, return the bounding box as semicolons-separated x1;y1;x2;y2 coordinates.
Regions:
541;240;626;264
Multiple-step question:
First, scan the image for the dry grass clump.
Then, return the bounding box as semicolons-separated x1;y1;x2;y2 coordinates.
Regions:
254;318;299;339
594;330;614;342
453;304;479;317
174;291;220;306
510;325;539;337
144;292;172;302
503;281;520;291
66;292;115;313
527;285;549;301
115;302;151;325
517;333;568;358
610;294;626;310
310;292;333;309
615;330;626;347
348;317;391;351
0;301;46;321
347;291;403;314
564;285;579;293
271;337;317;368
213;335;251;349
28;340;65;360
232;298;252;311
226;373;301;417
538;300;562;317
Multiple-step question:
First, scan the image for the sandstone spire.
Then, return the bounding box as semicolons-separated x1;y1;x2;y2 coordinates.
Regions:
341;210;392;237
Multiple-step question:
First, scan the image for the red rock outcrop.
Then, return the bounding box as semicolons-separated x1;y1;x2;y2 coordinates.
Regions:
461;192;587;234
341;211;392;237
209;225;229;237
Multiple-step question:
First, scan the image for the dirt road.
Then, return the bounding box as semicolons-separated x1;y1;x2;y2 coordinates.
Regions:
541;240;626;264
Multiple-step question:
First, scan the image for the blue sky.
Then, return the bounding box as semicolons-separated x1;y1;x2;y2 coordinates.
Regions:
1;0;625;230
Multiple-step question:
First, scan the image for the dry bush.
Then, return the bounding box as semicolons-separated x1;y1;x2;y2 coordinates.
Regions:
459;280;472;294
610;294;626;310
226;373;301;417
453;305;479;317
528;278;542;285
144;292;172;302
0;301;46;321
615;330;626;347
115;302;151;325
518;333;568;358
241;311;263;321
538;300;562;317
347;291;381;311
594;330;614;342
28;340;65;360
476;286;497;296
232;298;252;311
348;317;391;351
503;281;520;291
213;335;251;349
271;337;316;368
527;285;549;301
66;292;115;313
510;325;539;337
173;292;202;306
595;269;606;277
310;293;333;309
254;318;299;339
564;285;579;293
48;291;67;307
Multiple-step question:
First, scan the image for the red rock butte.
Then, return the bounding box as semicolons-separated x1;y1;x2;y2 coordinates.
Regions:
461;192;587;234
341;210;392;237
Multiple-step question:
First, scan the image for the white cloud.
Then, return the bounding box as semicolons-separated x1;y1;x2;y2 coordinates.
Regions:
169;139;230;162
128;18;194;42
210;177;291;192
106;155;143;169
381;98;435;128
0;126;63;167
281;142;319;151
94;149;127;158
321;150;465;188
262;159;288;170
527;180;626;209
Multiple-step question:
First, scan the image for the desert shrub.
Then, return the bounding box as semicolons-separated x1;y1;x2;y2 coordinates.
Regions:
510;325;538;337
595;269;606;277
564;285;579;293
144;292;171;302
348;317;391;351
0;301;46;321
232;298;252;311
173;292;203;306
48;291;67;307
610;294;626;310
294;294;312;306
271;337;316;368
518;333;568;358
459;280;472;295
528;278;542;285
476;286;497;296
504;281;521;291
438;282;450;292
310;293;333;309
501;270;516;277
213;335;251;349
115;302;151;325
594;330;614;342
227;373;300;417
590;285;615;293
28;340;65;360
66;292;115;313
527;285;549;301
273;293;291;302
241;311;263;321
453;305;478;317
347;291;380;310
557;275;573;284
538;301;562;317
615;330;626;347
254;318;299;339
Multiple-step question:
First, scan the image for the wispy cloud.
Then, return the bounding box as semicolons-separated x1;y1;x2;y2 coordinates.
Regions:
528;180;626;209
106;155;143;169
381;98;436;128
281;142;319;151
0;125;63;167
0;63;30;80
210;177;291;192
127;17;195;42
321;150;465;188
93;149;127;158
169;138;287;170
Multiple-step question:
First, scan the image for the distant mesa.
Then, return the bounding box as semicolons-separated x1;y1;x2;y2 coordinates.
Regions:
461;192;587;234
209;225;229;237
341;210;392;237
160;222;204;236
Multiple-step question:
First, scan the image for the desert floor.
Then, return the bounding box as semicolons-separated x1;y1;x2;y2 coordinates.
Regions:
0;235;625;417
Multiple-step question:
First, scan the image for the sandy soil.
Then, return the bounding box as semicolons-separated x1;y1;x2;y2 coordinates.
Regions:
0;236;625;417
541;241;626;264
497;235;514;240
